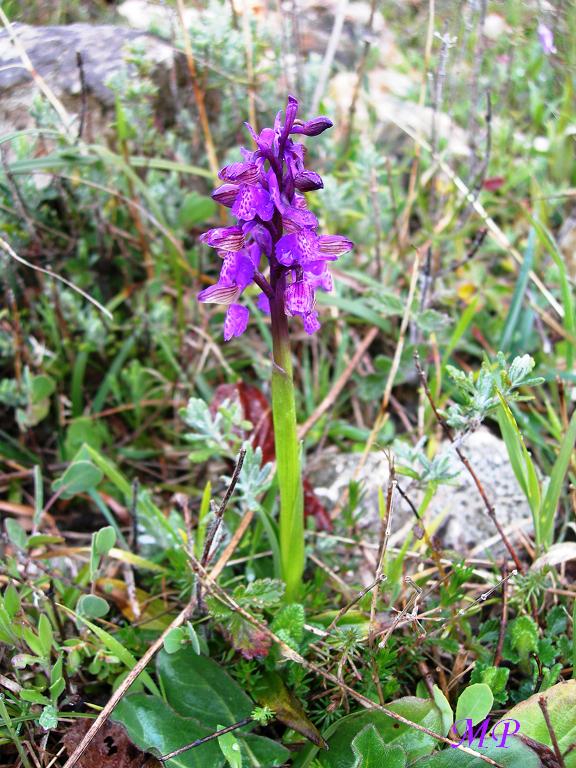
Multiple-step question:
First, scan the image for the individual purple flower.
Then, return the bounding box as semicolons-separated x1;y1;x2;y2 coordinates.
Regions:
537;23;557;55
198;96;353;339
224;304;250;341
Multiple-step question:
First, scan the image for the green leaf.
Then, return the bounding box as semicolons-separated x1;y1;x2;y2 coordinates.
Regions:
195;481;212;558
30;374;56;404
22;627;45;658
411;736;541;767
351;725;407;768
38;614;54;656
504;679;576;767
3;585;20;618
112;693;224;768
77;594;110;619
270;604;305;648
5;518;27;550
186;623;201;655
368;290;406;317
470;666;510;706
240;733;289;766
157;648;253;730
531;216;576;369
415;309;451;334
20;690;50;705
509;616;539;661
455;685;493;729
217;725;243;768
235;579;285;609
26;534;65;548
497;395;541;518
540;410;576;549
163;627;187;655
507;354;537;387
500;228;535;352
299;696;445;767
178;191;217;228
59;604;159;695
52;460;103;499
432;685;453;735
94;526;117;555
39;704;58;731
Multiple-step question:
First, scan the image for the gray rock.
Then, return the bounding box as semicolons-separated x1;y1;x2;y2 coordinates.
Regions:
308;427;533;558
0;23;181;139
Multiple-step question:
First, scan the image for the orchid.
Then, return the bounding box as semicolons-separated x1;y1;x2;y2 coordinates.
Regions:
198;95;353;341
198;97;352;600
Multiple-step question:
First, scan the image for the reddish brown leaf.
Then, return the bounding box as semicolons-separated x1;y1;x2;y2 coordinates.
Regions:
482;176;505;191
222;615;272;659
211;382;332;531
211;382;275;463
61;719;152;768
303;477;332;532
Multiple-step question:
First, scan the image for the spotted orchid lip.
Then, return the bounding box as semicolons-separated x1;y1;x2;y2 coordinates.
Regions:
196;96;353;340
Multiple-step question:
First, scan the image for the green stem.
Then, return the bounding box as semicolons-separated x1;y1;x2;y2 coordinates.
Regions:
0;695;34;768
270;283;304;602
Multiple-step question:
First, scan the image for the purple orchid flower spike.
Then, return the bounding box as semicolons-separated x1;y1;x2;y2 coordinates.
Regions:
197;96;353;340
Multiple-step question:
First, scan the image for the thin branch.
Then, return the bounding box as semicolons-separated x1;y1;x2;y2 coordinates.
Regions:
196;448;246;605
342;0;377;148
493;564;510;667
0;235;112;320
538;696;566;767
310;0;349;115
75;51;87;143
0;8;72;136
159;717;253;762
176;0;219;178
327;574;386;632
370;463;396;636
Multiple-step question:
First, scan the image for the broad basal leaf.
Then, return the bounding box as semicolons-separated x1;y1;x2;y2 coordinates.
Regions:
410;736;544;767
255;672;326;748
157;648;253;729
113;693;223;768
504;680;576;767
296;696;445;768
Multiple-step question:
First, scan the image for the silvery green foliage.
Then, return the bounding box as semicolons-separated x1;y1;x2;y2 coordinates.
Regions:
59;290;106;349
181;397;252;462
189;0;245;77
446;353;544;431
222;443;272;511
0;378;24;409
395;438;460;486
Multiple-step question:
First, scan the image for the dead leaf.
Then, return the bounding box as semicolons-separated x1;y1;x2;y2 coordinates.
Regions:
531;542;576;570
518;735;561;767
255;671;328;749
61;719;154;768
